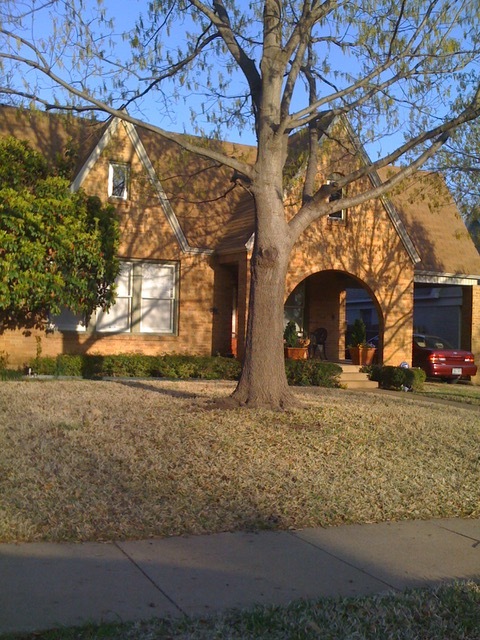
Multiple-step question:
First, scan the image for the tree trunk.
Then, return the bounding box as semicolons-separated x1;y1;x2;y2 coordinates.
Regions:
230;182;298;410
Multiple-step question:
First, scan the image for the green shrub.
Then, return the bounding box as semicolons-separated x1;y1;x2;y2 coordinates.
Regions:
29;353;341;387
363;364;382;382
285;359;342;387
350;318;367;347
0;368;23;380
367;364;426;391
404;367;426;391
55;355;86;377
30;354;242;381
380;366;406;390
32;356;57;375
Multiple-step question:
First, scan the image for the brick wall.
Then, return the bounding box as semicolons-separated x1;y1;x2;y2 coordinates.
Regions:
466;285;480;384
1;254;216;366
286;195;415;366
0;119;219;365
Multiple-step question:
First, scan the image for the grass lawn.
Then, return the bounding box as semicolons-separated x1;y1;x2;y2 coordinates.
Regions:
419;380;480;406
0;379;478;543
1;582;479;640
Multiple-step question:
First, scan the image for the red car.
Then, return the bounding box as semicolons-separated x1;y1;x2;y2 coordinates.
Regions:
412;334;477;381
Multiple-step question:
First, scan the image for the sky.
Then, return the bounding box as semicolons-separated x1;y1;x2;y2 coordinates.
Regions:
7;0;477;160
29;0;259;145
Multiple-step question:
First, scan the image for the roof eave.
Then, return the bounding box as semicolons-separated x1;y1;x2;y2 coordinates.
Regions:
414;271;480;285
341;116;422;265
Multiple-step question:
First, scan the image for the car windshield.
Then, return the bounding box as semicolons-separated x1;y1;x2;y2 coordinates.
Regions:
414;335;454;350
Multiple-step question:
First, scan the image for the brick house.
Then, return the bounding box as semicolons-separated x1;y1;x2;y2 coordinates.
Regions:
1;105;479;381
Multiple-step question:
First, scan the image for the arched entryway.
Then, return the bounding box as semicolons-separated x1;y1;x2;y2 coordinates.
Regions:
284;270;384;362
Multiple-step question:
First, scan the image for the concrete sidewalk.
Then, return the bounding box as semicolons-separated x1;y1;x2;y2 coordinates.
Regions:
1;518;479;634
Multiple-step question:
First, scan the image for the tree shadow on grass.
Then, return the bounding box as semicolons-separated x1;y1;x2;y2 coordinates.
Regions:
108;377;233;401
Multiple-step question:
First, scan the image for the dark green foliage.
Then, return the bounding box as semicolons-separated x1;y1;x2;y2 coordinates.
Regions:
32;354;243;380
366;364;426;391
0;368;23;380
30;354;342;387
366;364;383;382
404;367;427;391
285;359;342;387
0;136;119;331
350;318;367;346
283;320;299;347
381;365;407;390
0;137;49;189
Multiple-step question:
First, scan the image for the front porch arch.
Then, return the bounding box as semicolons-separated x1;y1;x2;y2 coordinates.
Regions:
284;270;384;362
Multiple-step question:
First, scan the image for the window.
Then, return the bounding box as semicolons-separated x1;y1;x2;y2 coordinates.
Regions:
108;162;129;200
140;263;177;333
96;262;132;332
50;308;86;332
96;261;178;334
327;173;346;221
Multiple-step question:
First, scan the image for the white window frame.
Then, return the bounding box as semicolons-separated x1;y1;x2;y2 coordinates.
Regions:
327;175;346;221
95;260;178;335
108;162;130;200
96;262;133;333
140;262;178;334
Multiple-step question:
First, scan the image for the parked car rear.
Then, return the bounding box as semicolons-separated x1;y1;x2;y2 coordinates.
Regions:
412;334;477;381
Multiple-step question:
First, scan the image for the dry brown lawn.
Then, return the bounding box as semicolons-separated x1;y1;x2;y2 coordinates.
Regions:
0;379;478;543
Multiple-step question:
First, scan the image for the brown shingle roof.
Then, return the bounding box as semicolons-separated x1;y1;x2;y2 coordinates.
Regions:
135;126;256;251
3;105;478;276
378;167;480;278
0;105;107;176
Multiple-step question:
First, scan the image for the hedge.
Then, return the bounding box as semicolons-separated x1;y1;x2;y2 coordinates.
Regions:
367;364;426;391
285;359;342;387
28;354;343;387
0;369;23;381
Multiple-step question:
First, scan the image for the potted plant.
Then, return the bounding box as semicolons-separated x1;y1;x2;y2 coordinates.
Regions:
283;321;310;359
348;318;376;365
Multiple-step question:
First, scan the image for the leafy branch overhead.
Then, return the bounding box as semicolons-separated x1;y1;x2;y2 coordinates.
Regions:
1;2;479;193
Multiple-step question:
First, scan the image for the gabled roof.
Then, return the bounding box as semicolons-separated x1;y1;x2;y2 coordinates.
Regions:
1;104;479;280
0;104;107;176
341;117;421;264
72;117;197;254
207;114;429;260
134;125;256;252
0;105;255;254
377;167;480;283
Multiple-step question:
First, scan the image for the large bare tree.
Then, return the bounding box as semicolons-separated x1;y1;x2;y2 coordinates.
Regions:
1;0;480;408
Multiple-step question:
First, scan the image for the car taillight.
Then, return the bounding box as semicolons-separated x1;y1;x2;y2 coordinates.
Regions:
429;354;446;363
465;355;474;363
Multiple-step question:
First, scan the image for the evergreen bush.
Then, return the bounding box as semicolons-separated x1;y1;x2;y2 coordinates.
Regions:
30;353;342;387
364;364;426;391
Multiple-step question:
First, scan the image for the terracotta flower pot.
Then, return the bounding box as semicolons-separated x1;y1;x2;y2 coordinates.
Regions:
284;346;309;360
350;346;376;365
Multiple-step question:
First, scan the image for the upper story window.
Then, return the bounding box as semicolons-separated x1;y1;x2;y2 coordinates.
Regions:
108;162;130;200
327;173;346;222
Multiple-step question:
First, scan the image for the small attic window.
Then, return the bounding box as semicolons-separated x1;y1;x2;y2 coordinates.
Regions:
327;173;346;221
108;162;130;200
